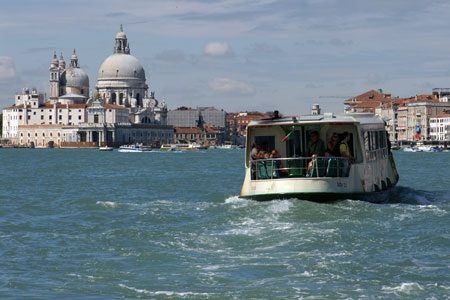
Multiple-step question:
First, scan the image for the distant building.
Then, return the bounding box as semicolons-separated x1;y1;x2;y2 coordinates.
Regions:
173;126;224;146
396;101;450;142
429;111;450;141
311;104;321;115
235;112;272;136
168;106;226;128
2;26;173;147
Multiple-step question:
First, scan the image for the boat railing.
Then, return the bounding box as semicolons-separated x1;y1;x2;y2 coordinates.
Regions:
250;156;350;180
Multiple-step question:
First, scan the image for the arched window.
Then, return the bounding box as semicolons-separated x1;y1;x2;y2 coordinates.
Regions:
111;93;117;104
141;117;151;124
119;93;124;105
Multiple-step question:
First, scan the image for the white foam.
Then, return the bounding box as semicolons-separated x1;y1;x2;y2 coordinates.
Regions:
267;200;293;213
96;201;119;208
300;271;313;277
382;282;424;295
225;195;246;204
119;284;211;296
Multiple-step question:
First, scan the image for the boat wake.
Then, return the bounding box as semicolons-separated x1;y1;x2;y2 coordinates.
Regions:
226;187;450;206
358;186;449;205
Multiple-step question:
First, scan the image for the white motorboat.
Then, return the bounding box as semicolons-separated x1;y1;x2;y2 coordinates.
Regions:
403;147;422;152
118;144;152;152
240;113;399;201
99;146;114;151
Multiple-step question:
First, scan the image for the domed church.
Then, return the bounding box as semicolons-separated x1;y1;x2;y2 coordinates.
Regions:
3;26;173;148
96;25;167;125
49;49;89;104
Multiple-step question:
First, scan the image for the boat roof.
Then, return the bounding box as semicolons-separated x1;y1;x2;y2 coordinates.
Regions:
248;113;383;127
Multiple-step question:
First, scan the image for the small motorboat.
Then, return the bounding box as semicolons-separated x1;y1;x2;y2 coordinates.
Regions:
403;147;422;152
99;146;114;151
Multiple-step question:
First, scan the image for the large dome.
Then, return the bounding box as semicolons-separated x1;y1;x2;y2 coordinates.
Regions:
61;67;89;87
98;54;146;80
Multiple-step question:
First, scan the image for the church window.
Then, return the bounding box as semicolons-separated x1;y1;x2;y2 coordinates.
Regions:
59;116;62;120
112;93;117;104
41;116;44;120
94;114;99;123
19;116;22;120
33;112;36;115
28;116;30;120
42;132;45;137
78;116;81;120
119;93;124;105
69;116;72;120
49;115;52;120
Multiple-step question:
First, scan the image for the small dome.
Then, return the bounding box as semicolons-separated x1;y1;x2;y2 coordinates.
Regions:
116;31;127;39
61;67;89;88
97;54;145;80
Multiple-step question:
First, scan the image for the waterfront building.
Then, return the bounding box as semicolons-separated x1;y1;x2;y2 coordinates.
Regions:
430;111;450;141
396;101;450;143
2;26;173;147
173;126;224;146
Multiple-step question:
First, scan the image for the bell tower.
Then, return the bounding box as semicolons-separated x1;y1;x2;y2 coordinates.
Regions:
49;51;60;100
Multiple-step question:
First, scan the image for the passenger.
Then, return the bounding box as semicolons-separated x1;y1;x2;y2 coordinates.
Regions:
270;149;281;159
270;149;285;174
307;154;318;176
339;132;354;163
256;150;266;160
307;131;325;157
263;152;270;159
251;143;260;160
326;132;340;156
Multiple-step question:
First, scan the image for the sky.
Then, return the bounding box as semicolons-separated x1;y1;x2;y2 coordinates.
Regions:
2;0;450;115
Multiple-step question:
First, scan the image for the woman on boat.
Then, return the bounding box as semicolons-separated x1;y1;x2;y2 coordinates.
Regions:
326;132;340;156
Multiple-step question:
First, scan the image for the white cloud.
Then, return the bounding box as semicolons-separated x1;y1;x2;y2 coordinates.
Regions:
0;56;16;81
209;77;254;95
204;42;233;57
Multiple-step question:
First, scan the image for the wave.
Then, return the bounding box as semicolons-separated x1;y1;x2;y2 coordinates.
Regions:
95;201;120;208
366;186;450;205
118;284;211;297
381;282;424;296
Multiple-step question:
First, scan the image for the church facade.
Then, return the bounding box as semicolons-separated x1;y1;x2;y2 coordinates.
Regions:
2;27;173;148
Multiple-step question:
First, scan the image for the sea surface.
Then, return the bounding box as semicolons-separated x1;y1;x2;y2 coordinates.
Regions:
0;149;449;299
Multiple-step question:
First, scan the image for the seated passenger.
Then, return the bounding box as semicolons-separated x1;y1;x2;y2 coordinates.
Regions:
307;131;325;156
270;149;286;175
307;154;318;176
327;132;340;156
339;132;354;163
256;150;266;160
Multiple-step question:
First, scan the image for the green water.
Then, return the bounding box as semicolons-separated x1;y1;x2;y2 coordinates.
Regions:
0;149;449;299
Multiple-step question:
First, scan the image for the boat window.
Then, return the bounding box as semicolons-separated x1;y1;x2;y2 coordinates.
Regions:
283;125;303;157
364;129;388;161
254;136;275;153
